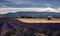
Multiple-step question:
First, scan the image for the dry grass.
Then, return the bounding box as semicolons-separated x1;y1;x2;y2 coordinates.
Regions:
16;18;60;23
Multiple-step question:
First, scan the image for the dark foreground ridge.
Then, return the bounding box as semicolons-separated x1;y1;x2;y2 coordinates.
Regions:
0;18;60;36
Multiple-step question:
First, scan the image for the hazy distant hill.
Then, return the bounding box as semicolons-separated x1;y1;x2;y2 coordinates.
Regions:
0;12;60;18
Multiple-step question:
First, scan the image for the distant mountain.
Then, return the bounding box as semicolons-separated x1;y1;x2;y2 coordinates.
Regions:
0;12;60;18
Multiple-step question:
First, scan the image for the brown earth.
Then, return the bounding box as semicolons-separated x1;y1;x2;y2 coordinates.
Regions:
16;18;60;23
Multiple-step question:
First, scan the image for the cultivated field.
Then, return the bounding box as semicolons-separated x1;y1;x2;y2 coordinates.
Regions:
16;18;60;23
0;18;60;36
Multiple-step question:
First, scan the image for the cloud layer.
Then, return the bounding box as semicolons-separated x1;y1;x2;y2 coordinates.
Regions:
0;0;60;8
0;7;60;14
0;0;60;14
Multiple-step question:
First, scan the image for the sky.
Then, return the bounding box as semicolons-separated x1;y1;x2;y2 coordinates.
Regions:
0;0;60;14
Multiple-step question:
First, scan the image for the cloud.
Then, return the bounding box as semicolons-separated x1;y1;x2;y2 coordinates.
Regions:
45;4;51;6
0;0;60;8
0;4;9;8
0;7;60;14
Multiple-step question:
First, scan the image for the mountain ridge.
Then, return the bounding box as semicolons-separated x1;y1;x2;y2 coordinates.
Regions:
0;12;60;18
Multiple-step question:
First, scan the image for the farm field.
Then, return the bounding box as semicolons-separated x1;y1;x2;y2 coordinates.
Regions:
16;18;60;23
0;18;60;36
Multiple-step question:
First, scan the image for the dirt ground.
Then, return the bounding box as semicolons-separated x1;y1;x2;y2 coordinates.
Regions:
16;18;60;23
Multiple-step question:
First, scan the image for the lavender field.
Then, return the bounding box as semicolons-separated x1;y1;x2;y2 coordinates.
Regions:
0;18;60;36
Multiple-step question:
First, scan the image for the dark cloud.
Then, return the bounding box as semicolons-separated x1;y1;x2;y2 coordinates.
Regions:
0;0;60;8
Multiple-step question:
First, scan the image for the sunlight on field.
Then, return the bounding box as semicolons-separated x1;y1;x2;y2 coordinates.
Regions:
16;18;60;23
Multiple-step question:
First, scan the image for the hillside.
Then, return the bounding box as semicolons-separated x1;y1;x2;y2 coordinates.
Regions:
0;18;60;36
0;12;60;18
